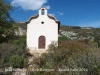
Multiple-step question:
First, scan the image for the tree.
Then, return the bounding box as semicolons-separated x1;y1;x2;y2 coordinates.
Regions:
0;0;17;43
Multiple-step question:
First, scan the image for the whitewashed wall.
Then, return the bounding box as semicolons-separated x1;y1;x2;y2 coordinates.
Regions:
27;8;58;53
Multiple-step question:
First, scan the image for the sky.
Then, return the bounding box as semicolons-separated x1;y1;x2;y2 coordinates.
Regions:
6;0;100;28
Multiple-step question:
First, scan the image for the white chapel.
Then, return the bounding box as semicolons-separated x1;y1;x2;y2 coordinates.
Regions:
26;7;60;54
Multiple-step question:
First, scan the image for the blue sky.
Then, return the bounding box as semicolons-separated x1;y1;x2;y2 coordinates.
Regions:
7;0;100;28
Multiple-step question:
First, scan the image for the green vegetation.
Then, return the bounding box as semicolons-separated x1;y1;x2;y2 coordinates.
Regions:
60;25;100;48
0;1;100;75
10;55;28;68
26;40;100;75
0;1;30;72
0;0;17;43
11;35;26;45
58;36;70;42
94;35;100;47
0;43;29;68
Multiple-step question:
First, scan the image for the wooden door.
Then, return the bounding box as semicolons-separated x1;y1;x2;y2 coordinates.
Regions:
38;36;45;49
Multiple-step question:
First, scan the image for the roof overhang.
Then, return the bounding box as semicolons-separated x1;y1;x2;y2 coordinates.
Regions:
25;14;60;33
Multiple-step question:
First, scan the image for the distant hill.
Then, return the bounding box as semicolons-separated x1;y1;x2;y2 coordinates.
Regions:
16;22;27;30
15;22;100;40
59;25;100;40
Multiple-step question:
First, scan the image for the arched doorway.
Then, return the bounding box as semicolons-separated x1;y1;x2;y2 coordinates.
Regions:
38;36;46;49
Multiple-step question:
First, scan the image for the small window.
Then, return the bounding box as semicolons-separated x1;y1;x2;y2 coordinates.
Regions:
41;9;45;15
41;21;44;24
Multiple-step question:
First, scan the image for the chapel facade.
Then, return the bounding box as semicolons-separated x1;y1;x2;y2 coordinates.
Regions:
26;7;60;54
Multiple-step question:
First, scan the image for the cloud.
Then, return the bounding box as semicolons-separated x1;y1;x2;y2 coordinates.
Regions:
59;13;63;15
77;20;100;28
45;6;50;9
11;0;49;10
57;12;63;15
49;14;55;16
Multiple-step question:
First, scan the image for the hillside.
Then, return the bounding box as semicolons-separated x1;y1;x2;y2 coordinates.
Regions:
59;25;100;40
16;22;100;40
0;23;100;74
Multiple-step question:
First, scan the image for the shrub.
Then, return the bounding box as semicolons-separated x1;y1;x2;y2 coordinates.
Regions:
58;36;70;42
27;40;99;75
12;40;20;45
67;49;100;75
10;55;27;68
11;35;26;45
0;72;13;75
0;43;29;68
94;35;100;47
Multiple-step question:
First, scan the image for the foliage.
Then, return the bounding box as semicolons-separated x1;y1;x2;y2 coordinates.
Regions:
0;0;17;43
94;35;100;47
0;43;29;68
67;49;100;75
26;40;100;75
11;35;26;45
58;36;70;42
10;55;28;68
0;71;13;75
